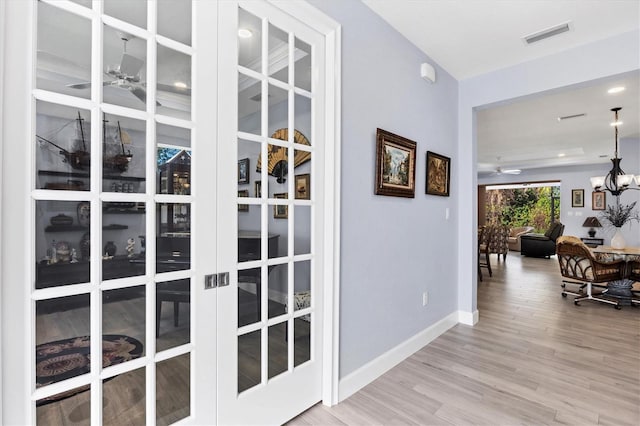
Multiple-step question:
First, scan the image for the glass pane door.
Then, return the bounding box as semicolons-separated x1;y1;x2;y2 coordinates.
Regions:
217;2;326;424
32;1;199;424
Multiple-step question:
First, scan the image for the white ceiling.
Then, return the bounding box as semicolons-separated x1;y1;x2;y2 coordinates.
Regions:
363;0;640;175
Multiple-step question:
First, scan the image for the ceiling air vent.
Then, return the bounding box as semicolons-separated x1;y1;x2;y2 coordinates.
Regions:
557;113;586;121
523;22;571;44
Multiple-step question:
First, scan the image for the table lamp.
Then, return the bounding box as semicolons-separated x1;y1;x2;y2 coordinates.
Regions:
582;217;602;238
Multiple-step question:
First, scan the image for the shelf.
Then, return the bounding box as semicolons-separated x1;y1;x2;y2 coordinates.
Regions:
38;170;145;182
45;224;129;232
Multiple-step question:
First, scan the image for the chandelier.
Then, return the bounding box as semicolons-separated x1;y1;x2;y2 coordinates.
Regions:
590;107;640;196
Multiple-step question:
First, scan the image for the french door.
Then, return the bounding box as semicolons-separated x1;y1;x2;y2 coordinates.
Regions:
1;0;336;425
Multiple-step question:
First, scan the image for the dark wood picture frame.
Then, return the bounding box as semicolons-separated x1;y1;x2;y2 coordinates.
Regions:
374;128;417;198
425;151;451;197
592;191;606;210
254;180;262;198
273;193;288;219
238;158;250;184
572;189;584;207
295;174;310;200
238;190;249;211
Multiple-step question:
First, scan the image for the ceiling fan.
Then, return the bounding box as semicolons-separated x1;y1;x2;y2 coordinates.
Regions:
67;32;157;105
494;166;522;175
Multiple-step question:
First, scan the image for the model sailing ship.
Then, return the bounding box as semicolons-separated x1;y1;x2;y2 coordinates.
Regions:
37;111;133;173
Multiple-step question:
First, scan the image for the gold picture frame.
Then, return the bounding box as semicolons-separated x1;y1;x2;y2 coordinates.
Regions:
295;174;310;200
238;190;249;211
592;191;605;210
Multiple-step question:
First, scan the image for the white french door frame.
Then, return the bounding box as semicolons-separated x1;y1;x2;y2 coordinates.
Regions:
267;1;342;407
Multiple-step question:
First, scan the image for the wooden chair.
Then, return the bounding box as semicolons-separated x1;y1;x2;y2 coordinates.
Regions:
556;236;625;309
478;226;491;281
629;258;640;305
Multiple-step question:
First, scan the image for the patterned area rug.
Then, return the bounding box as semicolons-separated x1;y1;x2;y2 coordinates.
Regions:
36;334;143;405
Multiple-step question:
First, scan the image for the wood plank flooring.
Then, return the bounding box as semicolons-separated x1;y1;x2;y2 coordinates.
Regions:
290;253;640;425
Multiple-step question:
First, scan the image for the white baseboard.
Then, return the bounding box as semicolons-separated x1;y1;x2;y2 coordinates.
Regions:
457;309;479;325
338;311;460;402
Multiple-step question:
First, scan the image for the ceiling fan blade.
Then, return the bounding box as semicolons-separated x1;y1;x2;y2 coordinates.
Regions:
68;80;112;90
130;86;162;106
119;53;144;77
157;83;192;96
503;169;522;175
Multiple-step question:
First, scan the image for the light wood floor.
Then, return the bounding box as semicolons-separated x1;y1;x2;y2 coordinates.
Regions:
290;253;640;425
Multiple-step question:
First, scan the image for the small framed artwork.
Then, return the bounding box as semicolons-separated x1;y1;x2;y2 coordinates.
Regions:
592;191;606;210
295;174;310;200
273;193;288;219
238;190;249;211
254;180;262;198
425;151;451;197
375;128;417;198
238;158;250;184
571;189;584;207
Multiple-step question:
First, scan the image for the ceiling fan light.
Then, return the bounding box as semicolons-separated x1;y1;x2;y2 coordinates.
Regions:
634;175;640;186
590;176;605;190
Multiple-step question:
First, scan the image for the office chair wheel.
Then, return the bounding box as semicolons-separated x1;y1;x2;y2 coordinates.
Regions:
561;292;567;298
574;300;580;306
614;305;622;310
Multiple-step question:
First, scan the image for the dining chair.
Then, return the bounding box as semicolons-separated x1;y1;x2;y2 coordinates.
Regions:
629;257;640;305
487;224;510;261
556;236;625;309
478;226;492;281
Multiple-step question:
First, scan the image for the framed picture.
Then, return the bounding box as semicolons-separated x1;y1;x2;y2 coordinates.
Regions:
238;190;249;211
425;151;451;197
295;174;310;200
254;180;262;198
238;158;250;184
572;189;584;207
592;191;606;210
375;128;417;198
273;193;288;219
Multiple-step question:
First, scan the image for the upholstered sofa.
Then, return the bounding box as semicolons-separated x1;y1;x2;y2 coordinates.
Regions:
520;221;565;258
507;226;535;251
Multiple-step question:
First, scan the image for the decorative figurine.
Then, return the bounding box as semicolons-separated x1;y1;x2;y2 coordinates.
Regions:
104;241;117;257
70;248;78;263
126;238;135;258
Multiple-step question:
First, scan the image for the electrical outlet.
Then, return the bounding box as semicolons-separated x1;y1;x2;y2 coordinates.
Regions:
422;291;429;306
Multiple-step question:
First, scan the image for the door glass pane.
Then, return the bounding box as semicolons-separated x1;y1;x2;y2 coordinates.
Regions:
102;113;145;190
156;279;191;351
238;210;261;261
268;24;288;82
102;203;146;280
268;85;288;132
268;264;287;319
35;200;90;289
37;2;91;99
268;322;287;379
294;38;312;92
294;95;312;145
70;0;92;7
157;203;191;273
156;354;190;425
36;295;91;386
294;260;311;311
238;8;262;72
104;0;147;29
103;25;147;110
294;315;311;367
103;367;146;425
158;0;192;46
157;44;192;120
238;73;262;134
36;102;91;190
238;139;259;195
294;205;311;255
238;267;261;328
102;286;146;359
157;124;191;195
37;383;91;425
238;330;261;393
269;195;288;259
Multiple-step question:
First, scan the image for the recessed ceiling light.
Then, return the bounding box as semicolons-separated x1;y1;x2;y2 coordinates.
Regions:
558;153;566;157
238;28;253;38
610;120;623;127
174;81;188;89
608;86;625;94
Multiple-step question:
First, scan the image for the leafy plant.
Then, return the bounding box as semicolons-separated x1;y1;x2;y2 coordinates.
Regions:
599;200;640;228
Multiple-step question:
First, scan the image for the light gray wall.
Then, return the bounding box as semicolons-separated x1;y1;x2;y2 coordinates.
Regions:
478;137;640;249
309;0;459;378
458;30;640;314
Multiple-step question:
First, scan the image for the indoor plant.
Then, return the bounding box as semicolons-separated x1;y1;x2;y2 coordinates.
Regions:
599;200;639;249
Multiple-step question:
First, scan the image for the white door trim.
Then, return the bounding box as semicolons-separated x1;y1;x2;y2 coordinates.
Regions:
268;1;342;407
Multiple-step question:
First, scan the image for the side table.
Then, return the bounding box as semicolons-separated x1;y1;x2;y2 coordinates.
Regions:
581;237;604;248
